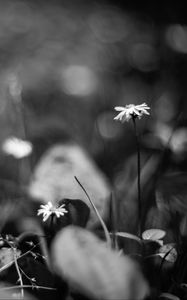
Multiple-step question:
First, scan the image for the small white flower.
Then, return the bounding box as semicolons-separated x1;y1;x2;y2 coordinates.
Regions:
114;103;150;123
37;201;68;222
2;137;32;159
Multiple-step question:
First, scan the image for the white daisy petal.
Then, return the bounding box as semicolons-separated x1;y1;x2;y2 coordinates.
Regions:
114;111;125;120
143;110;150;115
114;103;150;123
43;215;50;222
37;202;68;222
114;106;126;111
133;109;141;115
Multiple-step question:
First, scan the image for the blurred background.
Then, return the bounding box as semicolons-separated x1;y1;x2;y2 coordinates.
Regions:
0;0;187;170
1;3;187;299
0;0;187;233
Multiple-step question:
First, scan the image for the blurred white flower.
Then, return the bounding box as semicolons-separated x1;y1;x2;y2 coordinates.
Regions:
2;137;32;159
114;103;150;122
37;201;68;222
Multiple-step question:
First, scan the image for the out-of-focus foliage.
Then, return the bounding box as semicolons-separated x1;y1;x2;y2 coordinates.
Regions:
1;1;187;300
0;0;186;170
29;143;110;228
0;284;36;300
52;225;149;300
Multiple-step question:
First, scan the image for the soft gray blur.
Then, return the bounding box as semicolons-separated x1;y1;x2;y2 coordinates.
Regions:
0;0;187;178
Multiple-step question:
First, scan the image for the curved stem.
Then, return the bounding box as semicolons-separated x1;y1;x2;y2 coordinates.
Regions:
74;176;111;248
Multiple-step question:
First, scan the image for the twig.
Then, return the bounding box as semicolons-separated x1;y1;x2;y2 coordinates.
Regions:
0;241;44;274
19;266;36;284
17;230;51;270
0;237;24;298
12;247;24;298
0;285;57;291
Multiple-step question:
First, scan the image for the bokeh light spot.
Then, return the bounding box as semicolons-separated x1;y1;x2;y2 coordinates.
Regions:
166;24;187;53
129;43;158;72
89;7;130;43
154;92;176;122
170;128;187;154
61;65;97;96
96;111;123;140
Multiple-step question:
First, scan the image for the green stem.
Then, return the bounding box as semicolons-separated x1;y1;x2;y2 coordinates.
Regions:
132;117;142;238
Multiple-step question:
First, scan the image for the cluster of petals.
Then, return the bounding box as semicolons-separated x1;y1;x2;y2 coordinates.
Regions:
2;137;32;159
37;201;68;222
114;103;150;123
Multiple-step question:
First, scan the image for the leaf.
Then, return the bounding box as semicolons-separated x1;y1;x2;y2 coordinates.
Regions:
40;199;90;244
142;229;166;241
158;244;177;263
58;198;90;228
114;232;141;243
74;176;111;247
156;240;164;246
52;226;149;300
0;247;21;270
180;283;187;288
159;292;180;300
29;144;110;227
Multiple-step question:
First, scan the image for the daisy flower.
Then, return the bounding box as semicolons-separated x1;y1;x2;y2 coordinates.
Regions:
114;103;150;123
37;201;68;222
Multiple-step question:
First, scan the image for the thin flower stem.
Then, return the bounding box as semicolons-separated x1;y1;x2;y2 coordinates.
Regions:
50;214;54;231
110;191;119;250
12;247;24;299
16;231;51;270
0;285;57;291
0;241;46;274
74;176;112;248
19;265;35;283
132;117;142;238
0;238;24;298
